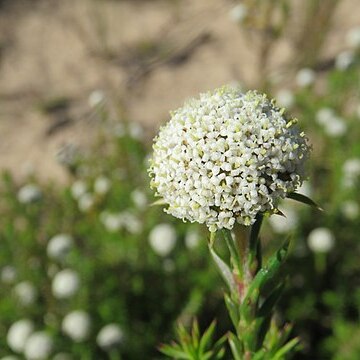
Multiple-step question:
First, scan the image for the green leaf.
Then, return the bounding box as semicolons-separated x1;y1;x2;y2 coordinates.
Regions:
208;243;237;294
224;294;240;329
272;337;301;359
244;239;290;307
287;192;323;211
228;332;244;360
198;321;216;355
160;343;190;359
221;229;242;277
258;283;285;318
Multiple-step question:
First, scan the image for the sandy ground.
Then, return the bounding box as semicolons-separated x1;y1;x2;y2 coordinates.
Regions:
0;0;359;182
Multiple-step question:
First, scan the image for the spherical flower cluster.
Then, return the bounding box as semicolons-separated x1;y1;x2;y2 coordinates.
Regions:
23;331;53;360
62;310;91;342
96;324;124;350
307;227;335;253
149;87;309;231
52;269;80;299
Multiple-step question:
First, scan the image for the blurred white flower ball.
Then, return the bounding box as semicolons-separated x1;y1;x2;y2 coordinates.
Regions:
269;206;298;234
128;122;144;140
96;324;124;350
346;26;360;48
276;89;295;109
229;4;248;23
47;234;73;261
94;176;111;195
13;281;37;306
78;193;95;212
342;158;360;188
24;331;53;360
296;68;315;87
53;354;73;360
131;189;147;208
17;184;42;204
1;265;17;284
7;319;34;353
307;227;335;253
315;108;347;137
335;51;354;70
185;229;200;249
341;200;359;220
149;224;177;256
121;212;143;234
88;90;105;108
149;87;309;231
62;310;91;342
316;108;335;125
100;212;123;232
71;180;87;200
52;269;80;299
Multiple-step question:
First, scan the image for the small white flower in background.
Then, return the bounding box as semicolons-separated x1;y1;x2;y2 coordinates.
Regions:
149;224;177;256
335;50;354;71
7;319;34;353
13;281;37;306
341;200;359;220
295;68;315;87
17;184;42;204
229;4;248;23
1;265;17;284
315;107;335;125
342;158;360;188
149;87;309;231
96;324;124;350
62;310;91;342
315;108;347;137
324;116;347;137
346;26;360;48
70;180;87;200
47;234;73;261
276;89;295;109
128;122;144;140
185;229;201;249
52;353;73;360
24;331;53;360
163;259;176;273
100;211;123;232
78;193;95;212
121;212;143;234
131;189;147;208
94;176;111;195
307;227;335;253
269;206;298;234
52;269;80;299
55;143;79;167
88;90;105;108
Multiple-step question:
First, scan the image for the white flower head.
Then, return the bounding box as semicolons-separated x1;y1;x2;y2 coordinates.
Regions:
88;90;105;108
307;227;335;253
24;331;53;360
7;319;34;353
47;234;73;261
185;229;201;249
13;281;37;306
275;89;295;109
229;4;248;23
71;180;87;200
149;87;309;232
78;193;95;212
96;324;124;350
131;189;147;208
335;50;354;71
346;26;360;48
341;200;359;220
94;176;111;195
295;68;315;87
62;310;91;342
17;184;42;204
1;265;17;284
52;269;80;299
149;223;177;256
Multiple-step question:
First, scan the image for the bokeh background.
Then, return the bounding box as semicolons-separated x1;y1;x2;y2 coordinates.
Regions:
0;0;360;359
